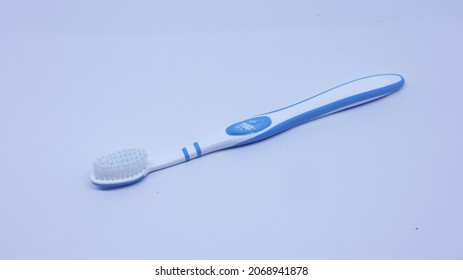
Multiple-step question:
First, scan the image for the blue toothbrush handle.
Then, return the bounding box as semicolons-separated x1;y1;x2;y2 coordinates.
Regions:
237;74;404;146
172;74;404;162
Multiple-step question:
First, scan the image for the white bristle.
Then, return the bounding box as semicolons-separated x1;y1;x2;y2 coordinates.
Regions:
93;148;148;180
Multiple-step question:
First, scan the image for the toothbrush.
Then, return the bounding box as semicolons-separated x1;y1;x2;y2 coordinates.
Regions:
91;74;405;188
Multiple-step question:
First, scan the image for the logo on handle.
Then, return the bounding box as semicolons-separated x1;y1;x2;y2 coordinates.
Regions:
225;116;272;136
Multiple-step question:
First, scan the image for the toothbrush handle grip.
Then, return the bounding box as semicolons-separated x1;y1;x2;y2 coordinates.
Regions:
240;74;404;145
195;74;404;156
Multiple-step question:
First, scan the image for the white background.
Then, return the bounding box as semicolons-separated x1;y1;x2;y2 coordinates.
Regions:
1;0;462;259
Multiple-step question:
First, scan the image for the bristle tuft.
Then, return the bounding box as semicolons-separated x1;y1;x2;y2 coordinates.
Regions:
93;148;148;180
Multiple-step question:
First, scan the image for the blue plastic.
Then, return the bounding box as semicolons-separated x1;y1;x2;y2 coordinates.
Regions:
236;75;404;147
226;116;272;136
182;147;190;161
263;74;404;115
96;175;145;189
193;142;202;157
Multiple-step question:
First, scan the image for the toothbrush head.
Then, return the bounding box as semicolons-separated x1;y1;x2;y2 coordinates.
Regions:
90;148;148;188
